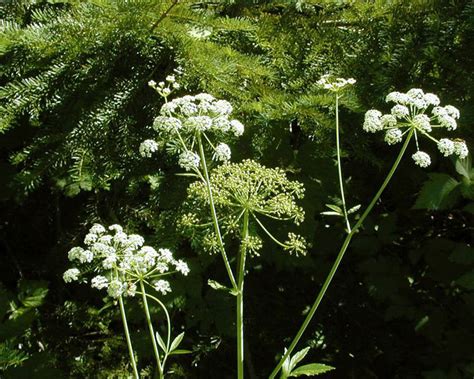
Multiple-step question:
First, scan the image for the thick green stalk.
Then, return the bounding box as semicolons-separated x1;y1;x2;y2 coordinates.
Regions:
269;130;414;379
237;210;249;379
197;135;238;291
335;94;351;233
139;280;163;379
118;296;140;379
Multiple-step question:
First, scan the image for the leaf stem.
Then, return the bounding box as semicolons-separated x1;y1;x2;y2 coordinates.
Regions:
118;296;140;379
268;129;414;379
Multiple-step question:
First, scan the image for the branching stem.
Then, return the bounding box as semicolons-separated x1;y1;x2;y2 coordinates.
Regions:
268;129;414;379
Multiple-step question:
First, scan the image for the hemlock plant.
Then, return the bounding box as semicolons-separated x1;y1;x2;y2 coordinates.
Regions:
64;79;469;378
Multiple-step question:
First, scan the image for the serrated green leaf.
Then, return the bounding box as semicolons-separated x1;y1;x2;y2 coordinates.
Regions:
156;331;167;353
290;363;335;376
170;332;184;352
413;173;460;210
289;347;310;371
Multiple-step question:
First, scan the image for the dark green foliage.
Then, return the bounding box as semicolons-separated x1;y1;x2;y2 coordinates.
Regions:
1;0;473;378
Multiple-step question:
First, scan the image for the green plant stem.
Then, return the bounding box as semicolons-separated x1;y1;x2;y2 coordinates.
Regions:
140;292;172;368
335;94;351;233
237;210;249;379
197;135;238;291
139;280;163;379
118;296;140;379
269;129;414;379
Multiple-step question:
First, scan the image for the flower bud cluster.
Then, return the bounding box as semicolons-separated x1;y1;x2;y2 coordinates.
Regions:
317;75;356;92
363;88;469;167
63;224;189;298
149;75;180;98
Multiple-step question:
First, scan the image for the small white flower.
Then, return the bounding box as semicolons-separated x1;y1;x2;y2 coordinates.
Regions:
211;100;233;116
412;151;431;168
185;116;213;132
124;282;137;297
68;247;84;262
166;75;175;83
113;232;128;246
454;141;469;159
424;93;440;106
195;93;215;102
174;260;190;276
63;268;80;283
153;279;171;295
363;110;383;133
437;139;455;157
413;114;432;132
178;151;200;171
139;139;159;158
109;224;123;233
229;120;245;136
107;279;124;298
391;104;409;119
102;253;117;269
98;235;113;244
91;275;109;290
214;143;231;162
77;249;93;263
407;88;424;99
153;116;182;133
386;91;410;104
444;105;460;120
439;114;457;131
213;117;231;133
127;234;145;249
384;129;403;145
84;233;98;245
158;248;174;263
89;224;106;235
381;114;397;128
148;80;156;88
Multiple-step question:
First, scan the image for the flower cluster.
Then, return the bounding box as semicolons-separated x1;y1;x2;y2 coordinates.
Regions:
140;92;245;171
148;75;180;98
63;224;189;298
363;88;468;167
179;160;307;256
317;74;356;92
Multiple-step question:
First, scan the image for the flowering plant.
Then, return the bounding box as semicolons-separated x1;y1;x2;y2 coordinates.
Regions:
64;223;189;379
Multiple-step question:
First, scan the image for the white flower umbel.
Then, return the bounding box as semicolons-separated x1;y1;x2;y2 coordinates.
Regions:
140;93;245;172
178;151;201;171
213;143;231;162
412;151;431;167
363;88;469;167
139;140;159;158
63;223;189;298
316;74;356;92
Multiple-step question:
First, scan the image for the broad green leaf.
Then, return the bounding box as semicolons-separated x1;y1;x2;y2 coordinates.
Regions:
170;332;184;352
290;363;335;376
455;155;472;179
156;331;167;353
413;173;459;210
289;347;310;372
456;271;474;290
